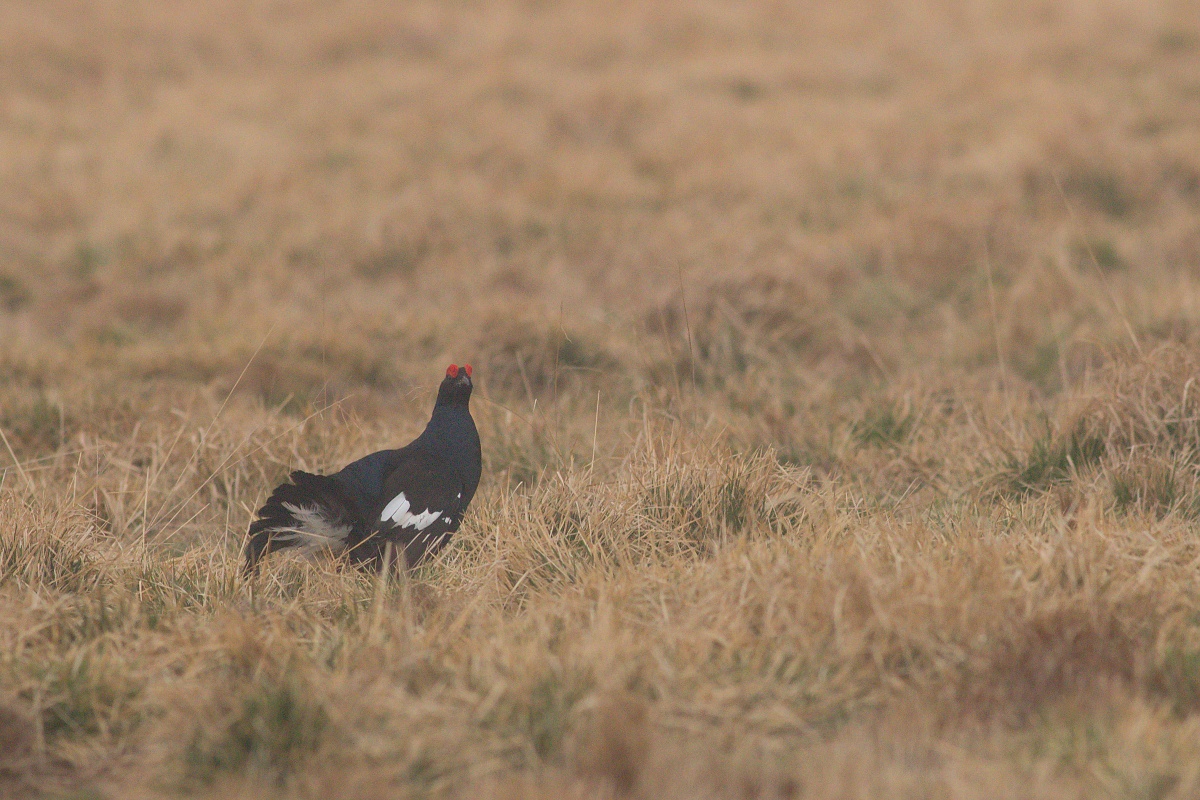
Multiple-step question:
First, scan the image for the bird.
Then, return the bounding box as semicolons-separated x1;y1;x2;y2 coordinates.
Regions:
244;364;481;574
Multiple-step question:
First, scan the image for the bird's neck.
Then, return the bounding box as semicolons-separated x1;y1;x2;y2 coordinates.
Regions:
417;403;473;445
412;403;479;481
429;400;470;422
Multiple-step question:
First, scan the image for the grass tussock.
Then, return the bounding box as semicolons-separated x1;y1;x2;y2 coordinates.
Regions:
1004;345;1200;516
180;666;331;787
3;0;1200;796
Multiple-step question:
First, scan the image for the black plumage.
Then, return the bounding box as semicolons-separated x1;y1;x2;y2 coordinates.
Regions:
244;364;481;574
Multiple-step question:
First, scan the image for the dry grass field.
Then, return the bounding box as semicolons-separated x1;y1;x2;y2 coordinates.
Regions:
3;0;1200;797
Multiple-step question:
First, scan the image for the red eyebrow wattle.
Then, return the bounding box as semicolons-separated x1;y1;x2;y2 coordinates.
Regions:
446;364;459;377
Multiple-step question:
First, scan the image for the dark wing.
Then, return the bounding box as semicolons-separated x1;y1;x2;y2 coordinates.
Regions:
244;470;369;575
332;448;402;517
362;449;466;569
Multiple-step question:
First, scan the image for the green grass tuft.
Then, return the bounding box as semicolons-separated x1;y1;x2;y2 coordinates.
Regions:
184;678;329;786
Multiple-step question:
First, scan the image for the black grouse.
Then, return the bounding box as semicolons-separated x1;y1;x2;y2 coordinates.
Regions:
244;364;481;573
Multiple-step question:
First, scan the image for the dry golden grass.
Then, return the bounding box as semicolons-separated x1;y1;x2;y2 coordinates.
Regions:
3;0;1200;796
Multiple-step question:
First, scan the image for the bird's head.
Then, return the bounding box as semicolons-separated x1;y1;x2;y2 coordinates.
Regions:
436;363;474;407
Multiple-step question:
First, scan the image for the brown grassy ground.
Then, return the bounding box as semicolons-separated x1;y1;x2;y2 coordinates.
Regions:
3;0;1200;797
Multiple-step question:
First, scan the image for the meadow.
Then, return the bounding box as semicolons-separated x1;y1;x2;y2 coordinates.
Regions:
3;1;1200;797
